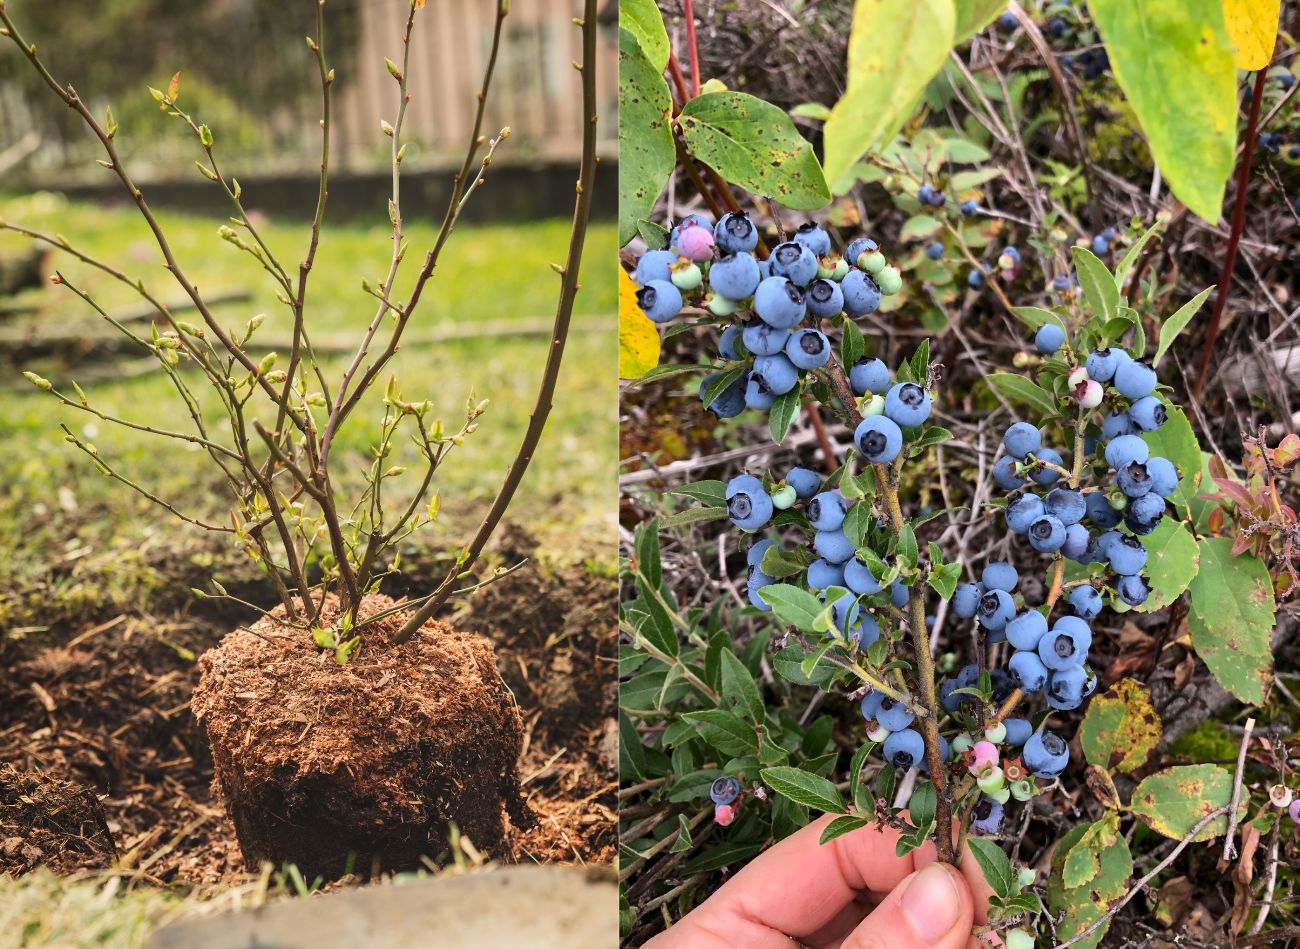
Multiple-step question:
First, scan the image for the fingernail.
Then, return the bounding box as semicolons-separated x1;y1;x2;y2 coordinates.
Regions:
900;863;962;941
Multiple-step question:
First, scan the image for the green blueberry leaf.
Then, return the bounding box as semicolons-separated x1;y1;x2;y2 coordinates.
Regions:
618;28;676;246
1186;537;1275;704
761;765;848;814
1130;763;1240;841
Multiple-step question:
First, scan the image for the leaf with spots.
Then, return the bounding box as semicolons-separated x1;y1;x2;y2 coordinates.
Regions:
679;92;830;210
1131;518;1200;614
1062;812;1120;889
1047;821;1132;949
1079;678;1161;774
620;0;670;72
1187;537;1275;704
1223;0;1281;69
1130;764;1240;841
618;27;676;246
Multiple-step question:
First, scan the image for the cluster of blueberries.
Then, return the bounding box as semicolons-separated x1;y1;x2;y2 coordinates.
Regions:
966;245;1021;290
629;211;904;417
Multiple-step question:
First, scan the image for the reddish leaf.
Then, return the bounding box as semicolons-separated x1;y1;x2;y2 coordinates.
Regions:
1273;433;1300;467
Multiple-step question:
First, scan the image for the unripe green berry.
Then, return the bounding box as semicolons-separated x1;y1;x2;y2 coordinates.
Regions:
986;784;1011;805
1018;867;1036;888
857;250;886;274
976;766;1006;793
862;394;886;417
1010;778;1036;801
876;265;903;296
1005;928;1036;949
770;484;798;510
950;733;974;755
706;293;737;316
984;721;1007;744
671;261;703;290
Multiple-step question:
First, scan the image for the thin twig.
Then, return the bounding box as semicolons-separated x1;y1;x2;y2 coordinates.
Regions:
1223;716;1256;861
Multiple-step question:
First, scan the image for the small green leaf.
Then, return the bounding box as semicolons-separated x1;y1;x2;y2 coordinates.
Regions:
770;389;802;443
820;814;870;844
681;709;759;756
720;649;765;723
987;372;1058;417
759;584;825;631
311;626;335;649
841;319;866;369
1154;286;1214;368
1186;537;1275;704
670;480;728;507
635;519;662;589
761;765;848;814
1071;245;1119;322
1114;219;1165;288
1010;305;1066;332
965;837;1016;899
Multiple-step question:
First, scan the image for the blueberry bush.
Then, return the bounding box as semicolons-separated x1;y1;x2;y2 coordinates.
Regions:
619;0;1296;945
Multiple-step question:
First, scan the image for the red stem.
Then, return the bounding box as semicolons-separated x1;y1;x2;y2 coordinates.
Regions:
666;49;691;106
1194;68;1268;400
681;0;701;97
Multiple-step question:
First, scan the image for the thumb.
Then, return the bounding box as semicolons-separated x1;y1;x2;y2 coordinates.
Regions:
842;861;974;949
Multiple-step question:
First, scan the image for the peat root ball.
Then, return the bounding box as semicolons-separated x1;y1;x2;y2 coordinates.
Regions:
190;594;526;879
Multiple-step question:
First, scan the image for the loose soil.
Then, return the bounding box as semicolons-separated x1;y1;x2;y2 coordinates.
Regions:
0;532;616;889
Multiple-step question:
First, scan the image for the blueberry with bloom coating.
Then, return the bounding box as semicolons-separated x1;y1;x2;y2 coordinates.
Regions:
1045;665;1087;710
753;354;799;396
718;324;742;360
1024;730;1070;778
1039;623;1091;671
845;237;878;267
983;562;1019;592
1116;574;1150;607
952;583;982;618
634;249;677;286
815;528;855;564
1005;609;1048;651
843;558;882;595
1086;491;1124;529
1069;584;1103;619
1061;524;1091;560
1027;513;1067;552
840;269;882;316
669;213;713;250
1091;233;1110;255
1105;434;1150;470
1086;347;1127;383
710;775;741;806
636;281;683;323
1146;456;1178;497
805;278;844;318
876;696;915;732
742;322;791;357
849;357;891;396
1035;323;1065;354
1009;649;1049;692
699;370;746;418
745;374;775;410
1126;493;1166;534
960;198;978;215
994;455;1026;492
769;241;819;286
792;222;831;258
713;211;759;255
1115;359;1157;400
855;415;904;463
979;589;1017;631
883;728;925;771
747;538;778;567
747;571;775;611
925;241;944;260
786;328;831;370
709;252;761;300
1107;534;1148;575
1102;410;1138;442
807;558;845;590
726;475;773;531
1029;448;1065;486
968;267;985;289
786;467;821;500
1129;395;1167;432
1004;422;1041;459
972;797;1004;834
890;579;910;609
884;382;932;428
1006;493;1045;533
1116;461;1153;498
1003;718;1033;746
860;690;884;721
754;277;806;329
1045;487;1086;526
808;491;849;531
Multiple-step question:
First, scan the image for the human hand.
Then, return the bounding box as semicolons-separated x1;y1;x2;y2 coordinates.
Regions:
643;813;998;949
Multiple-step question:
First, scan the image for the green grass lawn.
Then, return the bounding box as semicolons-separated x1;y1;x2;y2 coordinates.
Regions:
0;192;616;625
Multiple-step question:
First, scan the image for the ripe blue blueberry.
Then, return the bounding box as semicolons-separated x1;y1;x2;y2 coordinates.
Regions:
845;237;878;269
709;252;761;300
807;558;845;590
952;583;982;618
785;467;821;500
1038;624;1091;671
744;373;775;410
1027;513;1066;552
805;278;845;318
769;241;819;287
960;199;978;216
917;182;937;204
1005;608;1048;651
1086;490;1123;529
854;612;882;649
849;357;891;396
742;321;791;357
1006;493;1045;533
726;475;773;531
1061;523;1091;560
1126;493;1166;534
753;277;807;329
1068;585;1103;619
1045;665;1087;710
1145;456;1178;498
1035;323;1065;354
860;690;884;721
1000;245;1022;266
807;491;848;531
719;324;742;360
1003;718;1033;746
1129;395;1167;432
884;382;932;428
1105;434;1150;471
1003;421;1041;459
1091;234;1110;255
1051;273;1073;292
1086;347;1128;383
883;728;926;771
814;528;855;564
699;371;746;418
1116;574;1150;606
714;211;759;255
747;538;778;567
1114;359;1157;399
982;562;1019;592
634;249;677;286
876;696;915;732
710;775;741;806
1107;534;1148;575
978;589;1017;631
890;579;910;609
1029;447;1064;486
925;241;944;260
972;797;1004;834
1023;730;1070;778
968;267;985;289
1102;409;1138;441
792;222;832;258
994;455;1026;491
747;569;774;611
636;280;683;323
786;328;831;370
1044;487;1086;526
997;11;1018;30
1009;649;1049;692
844;558;883;595
855;415;904;463
840;269;882;316
1116;461;1153;498
752;354;799;395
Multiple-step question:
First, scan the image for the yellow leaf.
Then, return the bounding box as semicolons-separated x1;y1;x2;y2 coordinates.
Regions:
1223;0;1279;69
619;268;660;380
167;70;181;101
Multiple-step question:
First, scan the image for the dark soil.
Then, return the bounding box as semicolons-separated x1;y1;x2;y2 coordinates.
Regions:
192;593;525;879
0;531;616;888
0;763;115;875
